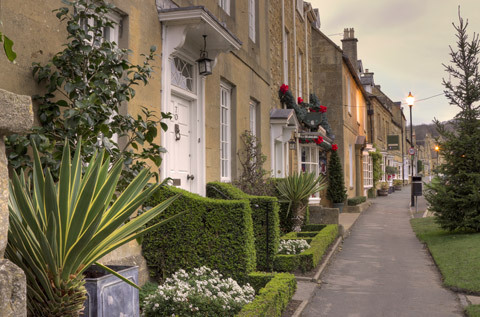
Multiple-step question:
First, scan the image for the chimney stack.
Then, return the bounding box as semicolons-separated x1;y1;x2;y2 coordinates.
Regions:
342;27;359;75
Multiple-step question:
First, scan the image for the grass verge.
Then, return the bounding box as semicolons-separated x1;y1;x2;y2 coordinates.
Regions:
410;217;480;294
466;305;480;317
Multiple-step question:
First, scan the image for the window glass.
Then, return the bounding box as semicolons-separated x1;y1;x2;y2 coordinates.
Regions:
171;57;194;92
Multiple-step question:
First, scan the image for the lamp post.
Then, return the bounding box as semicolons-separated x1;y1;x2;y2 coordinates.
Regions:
435;145;439;166
407;92;415;207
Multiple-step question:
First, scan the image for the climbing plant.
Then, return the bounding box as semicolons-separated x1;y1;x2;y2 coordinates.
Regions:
6;0;169;190
370;146;383;190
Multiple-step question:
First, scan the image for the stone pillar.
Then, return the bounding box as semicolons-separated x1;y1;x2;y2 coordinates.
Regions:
0;88;34;317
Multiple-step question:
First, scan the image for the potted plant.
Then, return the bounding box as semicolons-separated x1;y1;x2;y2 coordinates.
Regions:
327;144;347;212
6;142;183;316
276;172;327;232
378;182;389;196
394;179;403;190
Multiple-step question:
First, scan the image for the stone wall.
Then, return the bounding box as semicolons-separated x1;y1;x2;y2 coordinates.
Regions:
0;89;34;316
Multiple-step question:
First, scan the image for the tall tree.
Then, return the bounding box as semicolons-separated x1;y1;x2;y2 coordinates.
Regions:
425;9;480;231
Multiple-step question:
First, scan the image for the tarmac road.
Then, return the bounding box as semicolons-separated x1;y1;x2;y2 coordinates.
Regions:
302;187;463;317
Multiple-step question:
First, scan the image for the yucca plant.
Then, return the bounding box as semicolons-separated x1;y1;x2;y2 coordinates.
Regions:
276;172;327;232
6;142;182;316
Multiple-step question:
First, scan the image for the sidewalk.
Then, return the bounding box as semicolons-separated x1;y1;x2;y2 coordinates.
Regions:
288;187;463;317
298;188;462;317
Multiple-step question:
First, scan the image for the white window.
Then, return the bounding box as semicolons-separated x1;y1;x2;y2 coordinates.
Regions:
296;0;304;18
220;83;232;181
80;12;121;46
349;144;353;188
171;57;194;92
363;154;373;188
298;52;303;99
248;0;256;42
301;146;319;175
81;12;121;145
347;76;352;114
249;100;257;136
219;0;230;15
283;28;289;86
381;157;386;181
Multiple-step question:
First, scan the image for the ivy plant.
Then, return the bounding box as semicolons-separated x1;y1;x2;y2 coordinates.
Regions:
6;0;169;189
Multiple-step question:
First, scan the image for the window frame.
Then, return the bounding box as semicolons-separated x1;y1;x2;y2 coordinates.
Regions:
248;0;256;42
219;0;231;15
249;99;257;136
220;82;232;182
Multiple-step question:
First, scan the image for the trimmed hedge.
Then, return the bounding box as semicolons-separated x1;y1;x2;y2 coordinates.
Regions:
206;182;280;271
247;272;276;294
302;224;326;231
273;225;338;272
347;196;367;206
237;273;296;317
142;186;256;284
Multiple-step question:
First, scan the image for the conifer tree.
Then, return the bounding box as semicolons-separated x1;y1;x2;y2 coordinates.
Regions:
425;10;480;231
327;146;347;204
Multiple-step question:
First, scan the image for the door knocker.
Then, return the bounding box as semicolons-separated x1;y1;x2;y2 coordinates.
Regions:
174;124;181;141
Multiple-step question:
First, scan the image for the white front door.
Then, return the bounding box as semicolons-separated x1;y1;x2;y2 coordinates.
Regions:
168;94;193;191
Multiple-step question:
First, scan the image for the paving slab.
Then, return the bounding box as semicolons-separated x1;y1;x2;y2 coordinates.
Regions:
302;188;463;317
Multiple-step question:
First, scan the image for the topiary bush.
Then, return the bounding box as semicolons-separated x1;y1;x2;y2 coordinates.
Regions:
237;273;297;317
206;182;280;271
347;196;367;206
142;186;256;284
273;225;338;272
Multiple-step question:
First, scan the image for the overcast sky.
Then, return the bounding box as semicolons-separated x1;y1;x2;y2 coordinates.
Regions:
310;0;480;125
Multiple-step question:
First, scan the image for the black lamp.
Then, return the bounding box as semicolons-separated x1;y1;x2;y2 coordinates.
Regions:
197;35;213;76
289;138;297;150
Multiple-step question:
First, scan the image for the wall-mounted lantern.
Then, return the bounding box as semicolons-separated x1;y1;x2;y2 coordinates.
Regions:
197;35;213;76
289;138;297;150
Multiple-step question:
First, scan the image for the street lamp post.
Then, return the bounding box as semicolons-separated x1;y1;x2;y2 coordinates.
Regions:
407;92;415;207
435;145;439;167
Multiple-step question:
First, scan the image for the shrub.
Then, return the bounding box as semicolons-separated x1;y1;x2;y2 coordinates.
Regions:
327;150;347;203
301;224;326;231
380;182;389;190
273;225;338;272
276;172;326;232
394;179;403;186
277;240;310;255
247;272;276;294
206;182;280;271
142;267;255;317
237;273;296;317
142;186;256;284
347;196;367;206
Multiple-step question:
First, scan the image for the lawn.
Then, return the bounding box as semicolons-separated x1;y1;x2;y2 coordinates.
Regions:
410;217;480;293
467;305;480;317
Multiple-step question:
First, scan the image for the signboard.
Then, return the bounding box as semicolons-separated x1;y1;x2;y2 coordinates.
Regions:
387;135;400;151
409;147;415;155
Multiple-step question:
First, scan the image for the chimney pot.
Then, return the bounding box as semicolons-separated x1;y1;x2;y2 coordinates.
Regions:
343;28;349;39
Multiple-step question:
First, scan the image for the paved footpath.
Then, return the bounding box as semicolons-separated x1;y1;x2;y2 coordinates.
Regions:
302;188;463;317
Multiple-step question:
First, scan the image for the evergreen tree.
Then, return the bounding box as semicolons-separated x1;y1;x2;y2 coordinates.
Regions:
327;146;347;203
425;10;480;231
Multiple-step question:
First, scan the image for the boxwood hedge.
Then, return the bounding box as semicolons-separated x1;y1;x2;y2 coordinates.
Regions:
347;196;367;206
206;182;280;271
273;224;338;272
237;273;296;317
141;186;256;284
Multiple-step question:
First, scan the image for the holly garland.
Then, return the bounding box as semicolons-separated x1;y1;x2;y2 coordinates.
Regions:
278;84;333;137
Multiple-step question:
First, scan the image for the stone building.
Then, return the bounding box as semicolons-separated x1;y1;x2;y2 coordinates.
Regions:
312;27;370;198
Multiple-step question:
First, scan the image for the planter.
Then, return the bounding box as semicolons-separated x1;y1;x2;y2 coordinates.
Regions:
394;185;402;191
82;265;139;317
377;189;389;196
332;202;344;213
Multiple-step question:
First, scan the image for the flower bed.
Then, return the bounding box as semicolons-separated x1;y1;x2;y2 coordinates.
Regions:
142;267;255;317
273;225;338;272
277;239;310;255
